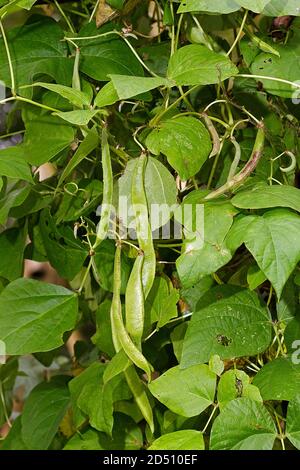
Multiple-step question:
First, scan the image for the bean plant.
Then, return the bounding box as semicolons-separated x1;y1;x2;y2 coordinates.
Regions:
0;0;300;451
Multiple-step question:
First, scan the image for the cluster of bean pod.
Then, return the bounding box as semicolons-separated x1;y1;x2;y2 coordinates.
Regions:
94;128;155;433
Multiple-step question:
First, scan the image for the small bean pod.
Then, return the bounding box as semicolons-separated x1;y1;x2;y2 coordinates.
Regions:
125;250;145;349
94;126;113;249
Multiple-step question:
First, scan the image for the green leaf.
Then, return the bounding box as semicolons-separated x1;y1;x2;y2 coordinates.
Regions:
69;363;130;435
95;81;119;107
30;82;91;107
92;299;115;358
176;199;237;287
0;416;28;450
217;370;262;409
103;349;130;384
0;18;73;91
109;74;171;100
241;209;300;298
236;0;270;12
22;115;75;166
64;415;143;450
181;285;272;367
286;394;300;449
145;277;179;328
146;116;212;180
0;357;18;427
118;156;178;231
40;210;88;281
210;398;277;450
149;430;205;450
79;23;143;81
209;354;224;377
149;364;216;417
0;224;27;281
247;265;267;290
232;184;300;213
93;240;132;294
21;377;70;450
178;0;239;14
250;30;300;97
0;185;31;225
57;128;99;188
253;357;300;401
54;110;99;126
167;44;238;86
0;147;33;182
0;278;78;355
262;0;300;16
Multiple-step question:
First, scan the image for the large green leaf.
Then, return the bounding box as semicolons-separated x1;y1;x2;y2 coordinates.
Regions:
78;23;143;81
149;364;216;417
241;209;300;298
0;18;72;90
180;285;272;367
0;224;27;281
146;116;212;180
253;357;300;401
0;185;31;225
232;184;300;213
178;0;239;14
21;377;70;450
176;198;237;287
286;394;300;450
250;30;300;98
118;156;178;231
0;278;78;355
21;115;75;166
236;0;270;12
149;430;205;450
167;44;238;86
0;416;28;450
0;147;33;182
210;398;277;450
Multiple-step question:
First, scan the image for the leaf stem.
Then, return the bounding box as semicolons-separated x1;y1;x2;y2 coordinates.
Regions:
202;404;218;434
54;0;75;33
150;85;199;126
0;19;16;96
238;74;300;90
227;9;248;57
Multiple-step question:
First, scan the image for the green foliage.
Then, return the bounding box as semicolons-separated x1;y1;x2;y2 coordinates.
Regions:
0;0;299;452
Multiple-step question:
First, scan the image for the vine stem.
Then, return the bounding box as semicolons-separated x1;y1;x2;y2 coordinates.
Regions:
227;9;248;57
238;74;300;90
274;411;285;450
0;382;12;428
0;19;16;96
0;95;59;112
89;0;100;22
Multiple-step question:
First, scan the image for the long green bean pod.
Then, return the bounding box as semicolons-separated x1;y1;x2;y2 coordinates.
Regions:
111;244;153;381
131;153;156;298
125;250;145;349
94;126;113;249
110;244;154;432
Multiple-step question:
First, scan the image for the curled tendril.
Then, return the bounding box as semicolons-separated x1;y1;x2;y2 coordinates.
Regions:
64;182;79;196
273;151;296;173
